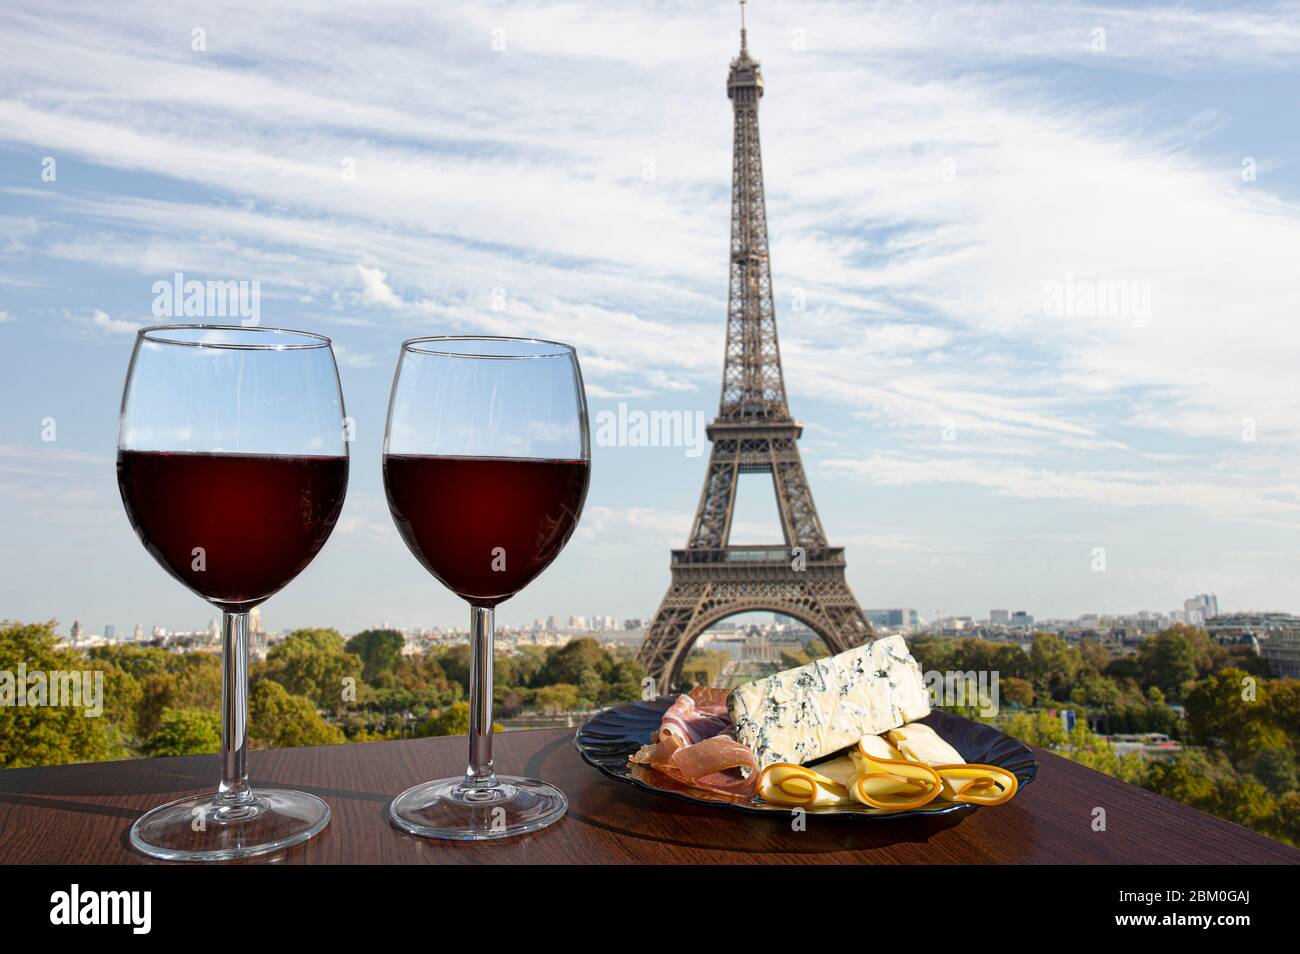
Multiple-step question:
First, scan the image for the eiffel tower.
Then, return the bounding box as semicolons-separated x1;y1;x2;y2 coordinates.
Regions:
637;8;873;692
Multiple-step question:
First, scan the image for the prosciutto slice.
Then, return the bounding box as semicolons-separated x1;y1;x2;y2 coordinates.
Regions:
630;688;759;798
630;734;759;797
658;686;733;745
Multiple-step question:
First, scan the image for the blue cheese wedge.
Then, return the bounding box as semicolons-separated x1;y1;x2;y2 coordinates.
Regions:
728;635;930;770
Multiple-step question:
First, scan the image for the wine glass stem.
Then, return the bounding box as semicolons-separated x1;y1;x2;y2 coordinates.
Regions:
218;610;254;804
465;604;496;788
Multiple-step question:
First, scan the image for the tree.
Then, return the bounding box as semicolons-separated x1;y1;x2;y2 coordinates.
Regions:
88;643;172;681
248;681;345;748
533;684;579;713
435;644;473;692
678;650;730;689
383;653;460;708
1184;669;1286;765
779;648;811;669
1266;679;1300;740
990;643;1031;682
577;668;604;708
1253;748;1297;796
602;659;647;705
543;638;609;685
1071;675;1121;708
262;632;362;712
1027;632;1080;699
0;621;130;768
1137;629;1200;700
1001;677;1034;707
509;646;547;687
142;707;221;757
421;702;471;737
1267;792;1300;847
1077;638;1110;677
1142;749;1218;806
277;628;347;654
137;653;222;737
345;629;405;683
416;701;501;737
1226;645;1273;678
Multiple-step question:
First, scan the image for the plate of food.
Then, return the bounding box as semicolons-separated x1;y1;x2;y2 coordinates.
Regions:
575;635;1038;819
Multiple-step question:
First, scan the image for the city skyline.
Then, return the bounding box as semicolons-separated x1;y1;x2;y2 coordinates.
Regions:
47;592;1271;643
4;2;1300;635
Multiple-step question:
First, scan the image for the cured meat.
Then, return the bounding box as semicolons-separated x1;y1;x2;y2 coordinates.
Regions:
630;734;758;798
685;686;730;711
658;686;733;745
629;688;759;797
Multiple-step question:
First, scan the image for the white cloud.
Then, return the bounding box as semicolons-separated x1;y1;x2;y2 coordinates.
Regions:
90;309;140;334
356;265;402;309
823;452;1300;524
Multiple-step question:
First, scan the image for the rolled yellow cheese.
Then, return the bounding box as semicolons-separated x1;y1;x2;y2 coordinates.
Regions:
847;738;943;810
887;723;1018;806
757;758;855;807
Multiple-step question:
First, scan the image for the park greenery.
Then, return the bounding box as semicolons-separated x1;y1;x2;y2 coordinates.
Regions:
910;628;1299;847
1;619;1296;846
0;622;645;767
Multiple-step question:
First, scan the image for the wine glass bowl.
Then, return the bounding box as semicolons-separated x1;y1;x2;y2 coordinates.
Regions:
383;336;590;840
117;324;349;861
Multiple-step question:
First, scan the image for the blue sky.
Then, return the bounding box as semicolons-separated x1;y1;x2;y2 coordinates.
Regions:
2;0;1300;636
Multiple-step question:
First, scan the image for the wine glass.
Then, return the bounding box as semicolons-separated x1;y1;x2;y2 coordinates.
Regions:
117;324;350;861
383;336;590;839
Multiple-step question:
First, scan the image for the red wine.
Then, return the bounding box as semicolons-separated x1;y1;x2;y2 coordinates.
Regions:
117;450;348;608
384;455;589;606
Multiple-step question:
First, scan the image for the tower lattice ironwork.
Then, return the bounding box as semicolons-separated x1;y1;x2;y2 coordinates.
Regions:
637;14;873;691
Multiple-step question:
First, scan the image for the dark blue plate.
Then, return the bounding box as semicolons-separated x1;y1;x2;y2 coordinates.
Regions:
574;696;1038;819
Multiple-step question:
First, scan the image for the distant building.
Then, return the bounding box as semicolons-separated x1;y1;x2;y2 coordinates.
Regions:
1010;611;1034;628
865;609;920;630
1182;594;1218;626
1260;631;1300;679
70;620;82;642
741;627;781;664
990;609;1010;626
1207;613;1300;673
103;624;115;640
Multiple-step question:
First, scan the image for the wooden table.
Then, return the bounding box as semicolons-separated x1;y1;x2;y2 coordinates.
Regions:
0;728;1294;864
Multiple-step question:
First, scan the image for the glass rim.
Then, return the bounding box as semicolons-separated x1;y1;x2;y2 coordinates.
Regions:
137;323;333;350
400;335;576;360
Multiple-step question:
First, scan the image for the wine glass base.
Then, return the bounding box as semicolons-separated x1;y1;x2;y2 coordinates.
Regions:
129;789;330;862
388;775;567;841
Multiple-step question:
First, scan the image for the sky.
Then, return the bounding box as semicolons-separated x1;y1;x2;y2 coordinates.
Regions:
2;0;1300;637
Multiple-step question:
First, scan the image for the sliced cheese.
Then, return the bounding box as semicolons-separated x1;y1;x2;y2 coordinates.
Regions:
887;723;1019;806
857;733;904;761
728;635;930;770
757;756;857;807
887;722;963;766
